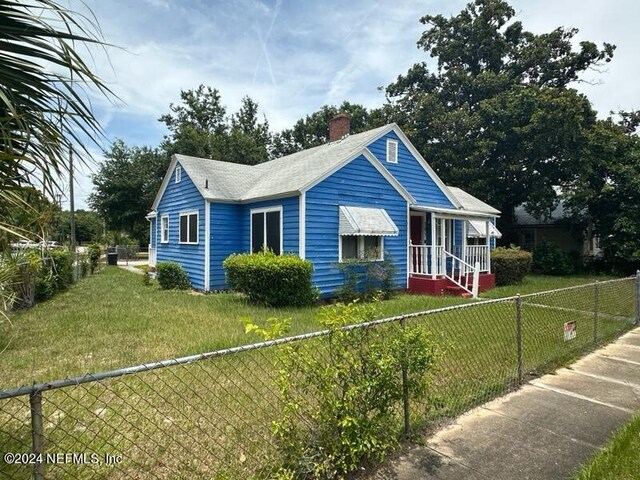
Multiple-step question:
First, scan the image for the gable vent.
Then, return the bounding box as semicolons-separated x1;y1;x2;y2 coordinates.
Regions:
386;139;398;164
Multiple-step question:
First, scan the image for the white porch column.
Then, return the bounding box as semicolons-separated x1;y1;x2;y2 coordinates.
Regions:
486;219;491;273
462;220;467;266
430;212;436;279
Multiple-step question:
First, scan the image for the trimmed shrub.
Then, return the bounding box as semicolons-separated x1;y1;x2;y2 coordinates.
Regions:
87;243;101;273
156;261;191;290
223;251;317;307
532;240;576;275
491;246;532;286
35;250;73;301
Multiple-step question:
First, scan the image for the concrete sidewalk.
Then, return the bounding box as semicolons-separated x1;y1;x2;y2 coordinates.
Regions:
371;327;640;480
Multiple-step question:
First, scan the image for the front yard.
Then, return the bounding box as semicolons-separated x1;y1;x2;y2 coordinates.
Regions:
0;267;616;389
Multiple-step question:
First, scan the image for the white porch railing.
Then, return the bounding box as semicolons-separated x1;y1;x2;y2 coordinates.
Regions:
410;245;490;275
443;250;479;298
149;247;157;267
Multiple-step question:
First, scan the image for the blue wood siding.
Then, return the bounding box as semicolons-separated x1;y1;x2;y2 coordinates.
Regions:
367;131;454;208
156;163;206;289
306;154;408;296
209;202;243;290
241;196;299;254
208;196;299;290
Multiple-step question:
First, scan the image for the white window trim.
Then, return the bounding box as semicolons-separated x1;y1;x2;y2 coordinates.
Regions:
160;215;169;243
338;235;385;262
250;205;283;254
175;165;182;183
179;210;199;245
386;139;398;164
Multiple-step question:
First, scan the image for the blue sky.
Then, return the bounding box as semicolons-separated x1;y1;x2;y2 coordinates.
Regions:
68;0;640;208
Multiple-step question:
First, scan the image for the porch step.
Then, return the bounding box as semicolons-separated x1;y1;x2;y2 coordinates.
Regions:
444;285;473;298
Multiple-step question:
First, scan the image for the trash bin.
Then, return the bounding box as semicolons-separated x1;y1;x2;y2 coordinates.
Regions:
107;252;118;266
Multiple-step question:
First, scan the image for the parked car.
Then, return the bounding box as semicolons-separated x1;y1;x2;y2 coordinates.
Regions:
10;240;39;249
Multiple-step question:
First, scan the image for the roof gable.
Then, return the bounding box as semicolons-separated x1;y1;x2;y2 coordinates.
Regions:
366;126;461;209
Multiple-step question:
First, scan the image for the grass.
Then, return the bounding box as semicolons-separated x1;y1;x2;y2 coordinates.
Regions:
574;413;640;480
481;274;616;298
0;268;633;479
0;267;468;388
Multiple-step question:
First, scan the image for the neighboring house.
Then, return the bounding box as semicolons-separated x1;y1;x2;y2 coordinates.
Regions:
514;202;602;257
147;116;502;298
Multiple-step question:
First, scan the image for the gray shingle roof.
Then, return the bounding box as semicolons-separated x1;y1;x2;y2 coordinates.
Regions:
447;187;501;215
176;124;390;202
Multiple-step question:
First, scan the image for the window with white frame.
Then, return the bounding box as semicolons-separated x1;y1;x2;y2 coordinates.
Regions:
251;207;282;255
386;139;398;164
340;235;384;262
161;215;169;243
179;212;198;244
175;165;182;183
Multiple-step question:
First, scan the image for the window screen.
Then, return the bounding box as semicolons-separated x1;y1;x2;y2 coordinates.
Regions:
251;212;264;253
266;211;281;255
341;236;358;260
363;236;381;259
179;213;198;243
180;215;188;243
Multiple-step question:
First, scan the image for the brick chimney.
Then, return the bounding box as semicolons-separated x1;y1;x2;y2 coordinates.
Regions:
328;113;350;142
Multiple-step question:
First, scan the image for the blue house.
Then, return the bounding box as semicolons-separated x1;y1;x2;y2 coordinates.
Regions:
147;115;501;297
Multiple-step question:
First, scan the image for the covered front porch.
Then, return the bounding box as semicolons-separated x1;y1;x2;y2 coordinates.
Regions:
408;206;500;297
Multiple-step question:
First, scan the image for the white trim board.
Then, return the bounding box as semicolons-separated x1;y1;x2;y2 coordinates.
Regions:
299;192;306;259
204;201;210;291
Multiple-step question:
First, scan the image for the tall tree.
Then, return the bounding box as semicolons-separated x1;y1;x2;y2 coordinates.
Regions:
566;114;640;269
271;102;383;158
89;140;167;241
160;85;270;165
386;0;615;240
0;0;113;237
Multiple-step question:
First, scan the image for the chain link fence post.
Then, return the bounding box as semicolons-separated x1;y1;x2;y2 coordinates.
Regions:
400;317;410;436
30;388;45;480
636;270;640;325
515;294;523;386
594;281;600;346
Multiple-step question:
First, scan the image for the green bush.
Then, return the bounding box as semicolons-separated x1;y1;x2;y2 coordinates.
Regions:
532;240;576;275
35;250;73;301
335;255;397;302
246;301;437;478
223;251;318;307
87;243;101;273
491;246;532;286
156;261;191;290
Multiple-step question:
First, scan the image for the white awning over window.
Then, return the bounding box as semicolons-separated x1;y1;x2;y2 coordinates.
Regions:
339;206;399;236
467;220;502;238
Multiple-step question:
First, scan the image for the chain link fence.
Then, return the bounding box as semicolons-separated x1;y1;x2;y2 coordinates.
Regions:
0;276;637;479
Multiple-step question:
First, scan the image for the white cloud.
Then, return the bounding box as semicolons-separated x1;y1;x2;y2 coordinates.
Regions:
68;0;639;210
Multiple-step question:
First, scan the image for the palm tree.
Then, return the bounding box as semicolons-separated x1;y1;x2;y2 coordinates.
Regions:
0;0;114;237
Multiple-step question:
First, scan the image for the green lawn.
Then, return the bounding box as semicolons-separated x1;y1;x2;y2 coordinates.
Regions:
0;269;619;389
481;274;616;298
574;413;640;480
0;267;468;388
0;268;633;479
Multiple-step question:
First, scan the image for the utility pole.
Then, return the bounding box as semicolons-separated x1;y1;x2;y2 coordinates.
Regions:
69;147;76;253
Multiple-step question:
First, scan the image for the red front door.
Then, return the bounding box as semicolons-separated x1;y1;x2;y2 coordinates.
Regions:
410;215;424;273
410;216;423;245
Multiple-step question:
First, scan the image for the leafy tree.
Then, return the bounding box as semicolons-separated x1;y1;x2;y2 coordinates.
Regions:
385;0;615;241
566;114;640;269
0;0;113;237
160;85;270;165
54;210;103;244
89;140;167;242
270;102;384;158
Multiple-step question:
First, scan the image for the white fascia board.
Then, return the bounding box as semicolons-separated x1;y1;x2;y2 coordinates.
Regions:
151;155;178;211
412;205;501;219
362;149;415;204
204;200;210;291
